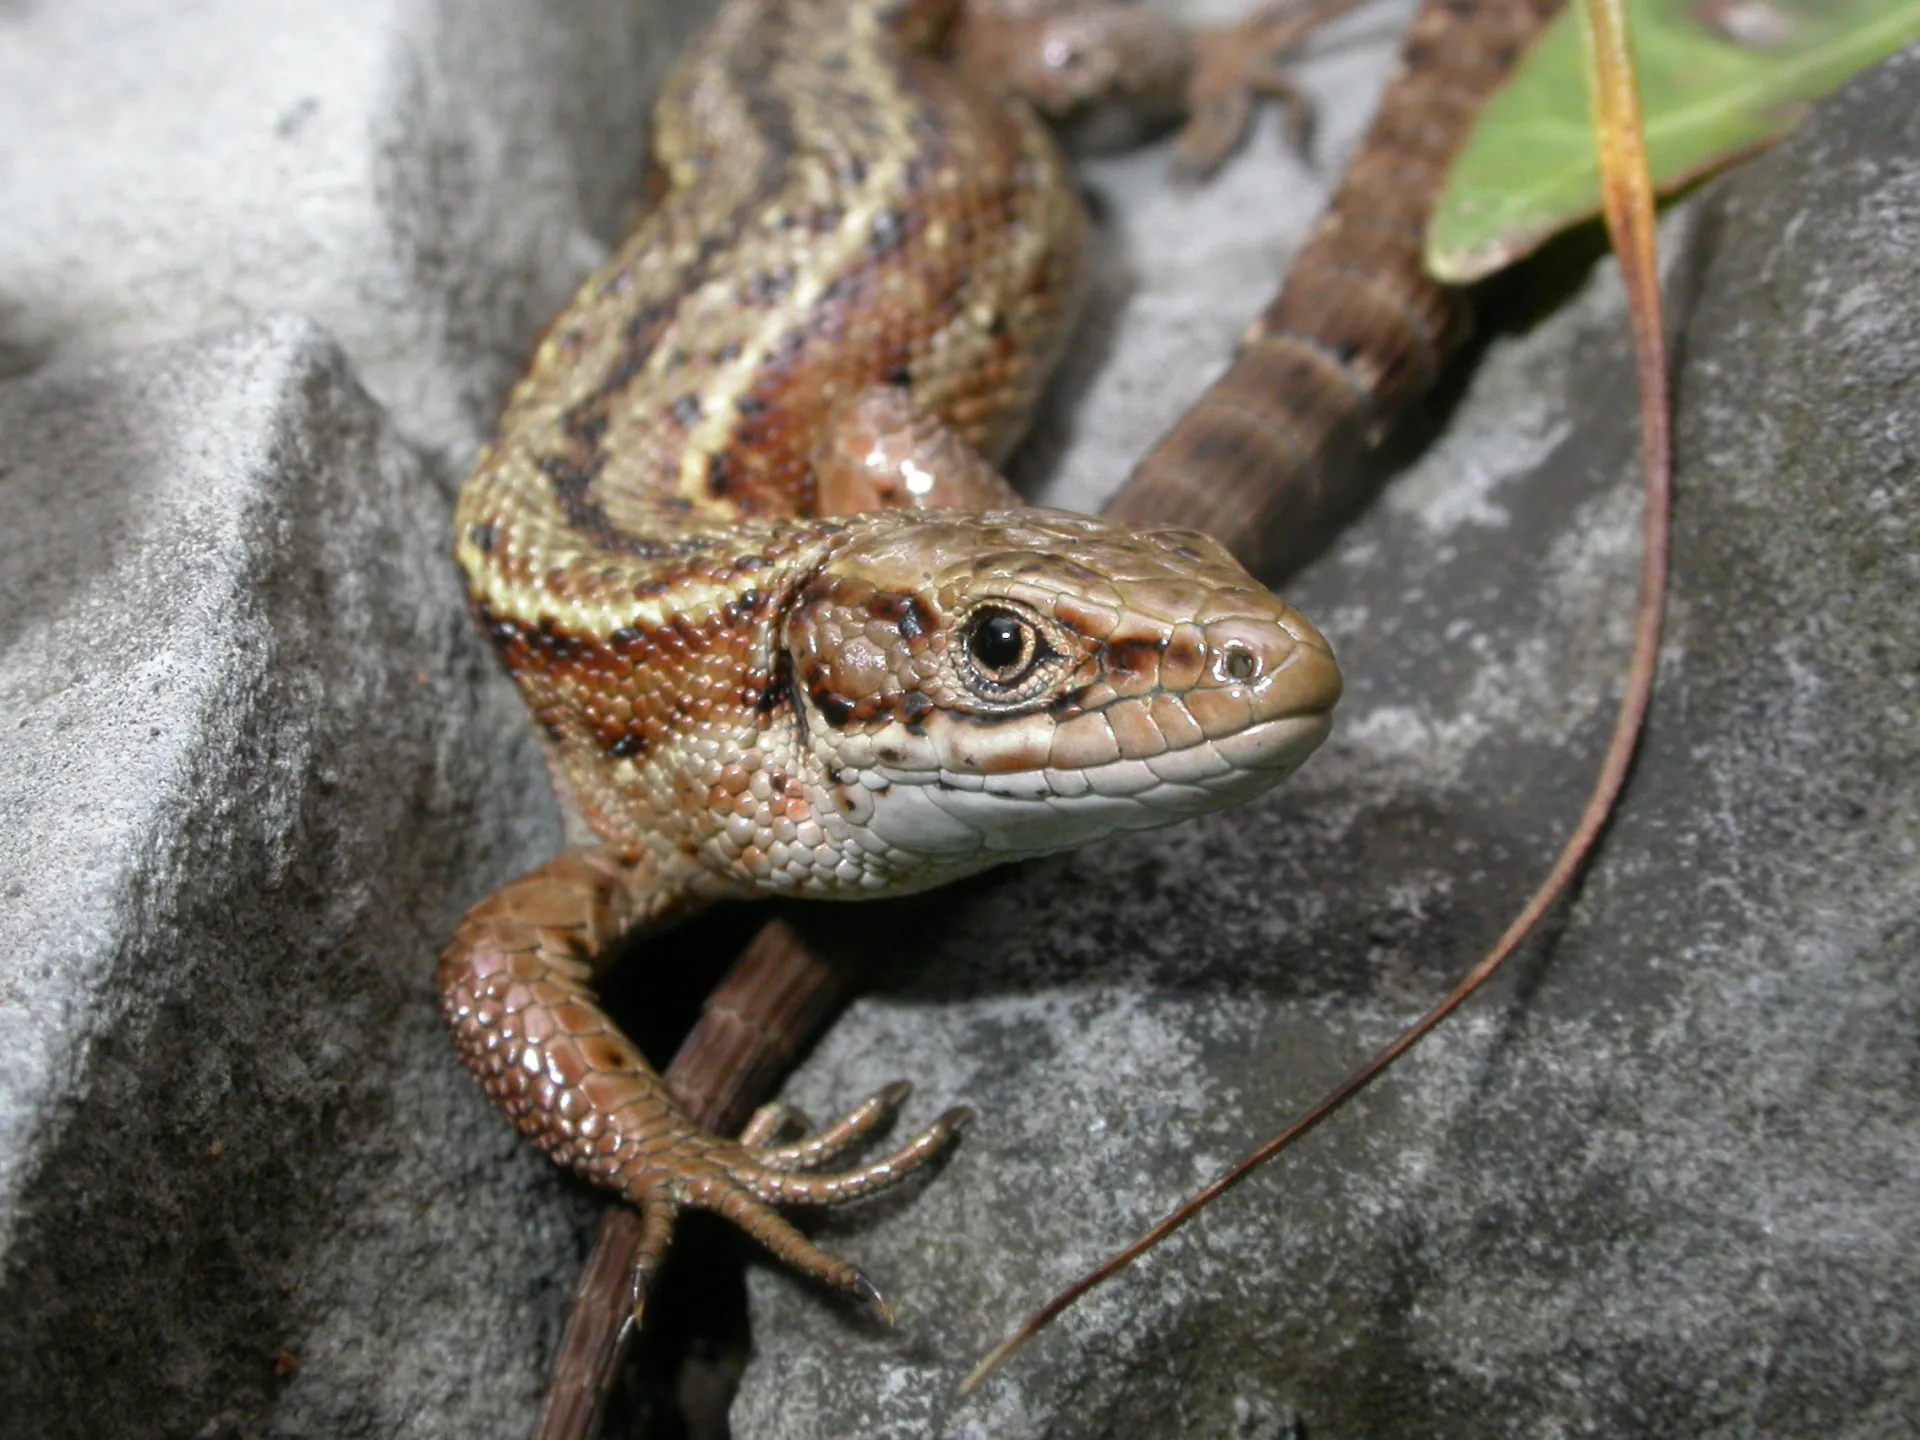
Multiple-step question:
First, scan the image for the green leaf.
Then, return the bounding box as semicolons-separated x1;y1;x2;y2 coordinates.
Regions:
1427;0;1920;283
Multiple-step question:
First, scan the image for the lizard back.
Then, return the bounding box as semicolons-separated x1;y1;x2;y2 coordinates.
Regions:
451;0;1338;893
456;0;1083;576
454;0;1096;870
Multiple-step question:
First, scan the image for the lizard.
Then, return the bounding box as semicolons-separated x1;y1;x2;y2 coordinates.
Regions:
518;0;1572;1424
440;0;1344;1323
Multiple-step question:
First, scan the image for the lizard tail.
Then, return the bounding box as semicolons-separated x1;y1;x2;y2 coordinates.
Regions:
1106;0;1565;579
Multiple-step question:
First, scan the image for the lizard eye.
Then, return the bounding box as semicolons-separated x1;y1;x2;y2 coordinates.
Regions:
962;607;1040;689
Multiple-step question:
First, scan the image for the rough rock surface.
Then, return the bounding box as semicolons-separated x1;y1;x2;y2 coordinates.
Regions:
734;44;1920;1440
0;320;581;1436
0;0;705;464
0;2;704;1434
1;1;1913;1438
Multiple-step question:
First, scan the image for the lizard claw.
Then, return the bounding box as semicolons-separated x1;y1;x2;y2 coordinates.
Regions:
849;1270;896;1329
662;1095;971;1314
746;1079;925;1171
1178;46;1313;176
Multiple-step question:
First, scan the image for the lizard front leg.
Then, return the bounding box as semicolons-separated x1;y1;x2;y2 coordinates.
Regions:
445;392;1062;1324
438;847;970;1318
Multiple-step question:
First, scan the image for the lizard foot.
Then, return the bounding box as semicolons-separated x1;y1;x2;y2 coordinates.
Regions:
654;1090;975;1323
439;849;975;1322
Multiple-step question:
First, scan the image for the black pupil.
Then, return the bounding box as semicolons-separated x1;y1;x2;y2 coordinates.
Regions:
970;613;1026;672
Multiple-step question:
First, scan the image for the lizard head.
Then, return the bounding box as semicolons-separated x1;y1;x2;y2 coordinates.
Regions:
779;509;1341;890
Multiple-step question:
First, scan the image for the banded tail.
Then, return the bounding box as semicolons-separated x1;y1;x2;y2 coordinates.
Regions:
1107;0;1565;577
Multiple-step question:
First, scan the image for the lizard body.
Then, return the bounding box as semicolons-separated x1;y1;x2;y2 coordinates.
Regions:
442;0;1341;1310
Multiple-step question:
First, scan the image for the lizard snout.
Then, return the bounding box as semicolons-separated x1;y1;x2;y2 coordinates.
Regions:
1182;602;1342;740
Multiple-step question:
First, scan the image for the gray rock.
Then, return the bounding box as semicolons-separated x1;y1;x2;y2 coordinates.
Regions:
0;0;707;464
733;44;1920;1440
0;317;575;1437
0;2;705;1435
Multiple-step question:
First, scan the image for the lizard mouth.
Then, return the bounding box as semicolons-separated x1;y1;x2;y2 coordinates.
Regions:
910;707;1332;801
855;702;1334;866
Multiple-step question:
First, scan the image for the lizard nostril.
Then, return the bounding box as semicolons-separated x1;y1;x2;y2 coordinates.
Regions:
1203;621;1286;688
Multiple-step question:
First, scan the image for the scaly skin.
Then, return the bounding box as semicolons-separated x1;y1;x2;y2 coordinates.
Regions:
442;0;1341;1313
